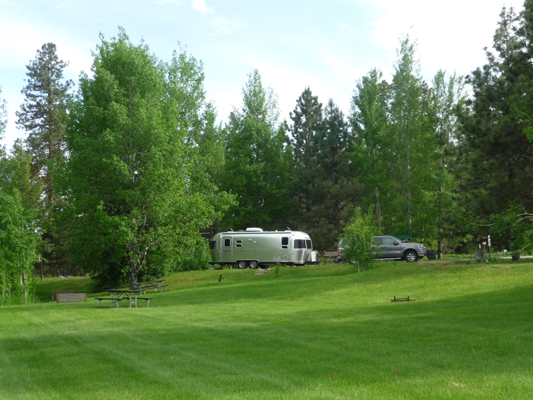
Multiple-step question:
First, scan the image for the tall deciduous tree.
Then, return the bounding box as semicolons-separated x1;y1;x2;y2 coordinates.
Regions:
0;87;41;305
388;38;432;236
220;70;292;230
350;68;391;230
61;30;230;289
427;70;465;258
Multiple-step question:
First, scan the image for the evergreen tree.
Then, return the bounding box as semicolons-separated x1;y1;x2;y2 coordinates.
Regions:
310;99;357;251
456;4;533;218
287;88;323;231
16;43;73;206
15;43;73;277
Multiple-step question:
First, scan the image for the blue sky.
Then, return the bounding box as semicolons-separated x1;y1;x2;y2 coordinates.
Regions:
0;0;515;149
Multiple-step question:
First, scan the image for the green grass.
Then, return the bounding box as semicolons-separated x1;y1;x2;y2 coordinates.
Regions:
1;262;533;399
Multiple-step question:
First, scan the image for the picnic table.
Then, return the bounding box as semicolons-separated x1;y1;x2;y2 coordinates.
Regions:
132;279;168;294
96;289;142;308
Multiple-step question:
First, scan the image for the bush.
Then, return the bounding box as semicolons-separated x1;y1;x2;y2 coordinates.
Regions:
340;207;380;273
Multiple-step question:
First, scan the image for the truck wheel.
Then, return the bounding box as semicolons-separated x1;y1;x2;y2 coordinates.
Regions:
249;260;258;269
237;261;247;269
404;250;418;262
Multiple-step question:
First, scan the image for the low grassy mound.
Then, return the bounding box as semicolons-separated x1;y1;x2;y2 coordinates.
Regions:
1;262;532;399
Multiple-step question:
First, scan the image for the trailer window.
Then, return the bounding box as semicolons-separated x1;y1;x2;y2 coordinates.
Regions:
281;237;289;248
210;241;217;250
235;239;243;248
306;240;312;249
294;239;306;249
224;238;231;247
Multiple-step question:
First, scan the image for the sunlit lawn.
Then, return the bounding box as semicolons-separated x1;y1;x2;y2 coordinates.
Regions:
1;261;533;399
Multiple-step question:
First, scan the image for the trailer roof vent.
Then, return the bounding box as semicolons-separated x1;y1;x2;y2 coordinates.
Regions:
246;227;263;232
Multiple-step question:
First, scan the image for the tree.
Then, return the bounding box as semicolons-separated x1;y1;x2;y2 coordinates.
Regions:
309;99;357;251
350;68;391;231
220;70;292;230
490;205;533;260
16;42;73;206
388;38;433;236
287;87;323;230
456;5;533;218
340;207;379;273
61;29;230;289
7;140;43;211
427;70;465;258
15;43;73;277
0;86;41;305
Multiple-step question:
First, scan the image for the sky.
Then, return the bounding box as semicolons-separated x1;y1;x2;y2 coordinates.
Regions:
0;0;518;149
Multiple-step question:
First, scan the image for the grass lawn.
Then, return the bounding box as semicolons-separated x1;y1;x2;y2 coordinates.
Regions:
1;261;533;399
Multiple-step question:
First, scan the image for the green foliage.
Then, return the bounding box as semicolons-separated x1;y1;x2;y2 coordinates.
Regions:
220;70;291;230
288;89;356;251
340;206;380;272
0;188;41;305
61;29;230;289
16;42;73;206
350;68;390;230
456;5;533;217
0;87;41;305
490;205;533;256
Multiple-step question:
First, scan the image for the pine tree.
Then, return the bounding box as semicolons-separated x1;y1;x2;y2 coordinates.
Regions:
456;5;533;218
287;88;323;231
310;99;357;251
16;42;73;206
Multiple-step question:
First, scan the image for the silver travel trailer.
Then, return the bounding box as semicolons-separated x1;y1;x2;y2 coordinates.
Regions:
209;228;319;269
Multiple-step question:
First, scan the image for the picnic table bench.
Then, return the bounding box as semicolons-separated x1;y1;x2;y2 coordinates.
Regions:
323;251;340;263
95;297;125;308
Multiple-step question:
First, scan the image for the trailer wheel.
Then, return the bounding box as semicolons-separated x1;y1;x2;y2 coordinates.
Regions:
237;261;247;269
249;260;258;269
259;264;269;269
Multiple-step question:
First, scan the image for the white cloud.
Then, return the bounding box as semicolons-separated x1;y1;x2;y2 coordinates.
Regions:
369;0;513;80
213;17;248;34
192;0;214;13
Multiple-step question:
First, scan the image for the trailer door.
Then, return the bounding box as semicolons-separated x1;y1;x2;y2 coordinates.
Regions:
222;237;233;261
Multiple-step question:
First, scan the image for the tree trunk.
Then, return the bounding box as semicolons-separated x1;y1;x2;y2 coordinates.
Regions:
375;186;382;230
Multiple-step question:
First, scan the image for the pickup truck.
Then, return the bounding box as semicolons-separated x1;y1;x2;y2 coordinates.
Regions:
337;235;426;262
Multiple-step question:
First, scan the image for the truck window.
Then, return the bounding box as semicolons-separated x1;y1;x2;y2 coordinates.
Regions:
281;237;289;248
294;239;306;249
210;241;217;250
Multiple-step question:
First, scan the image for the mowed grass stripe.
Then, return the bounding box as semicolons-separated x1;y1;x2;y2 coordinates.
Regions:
1;262;532;399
